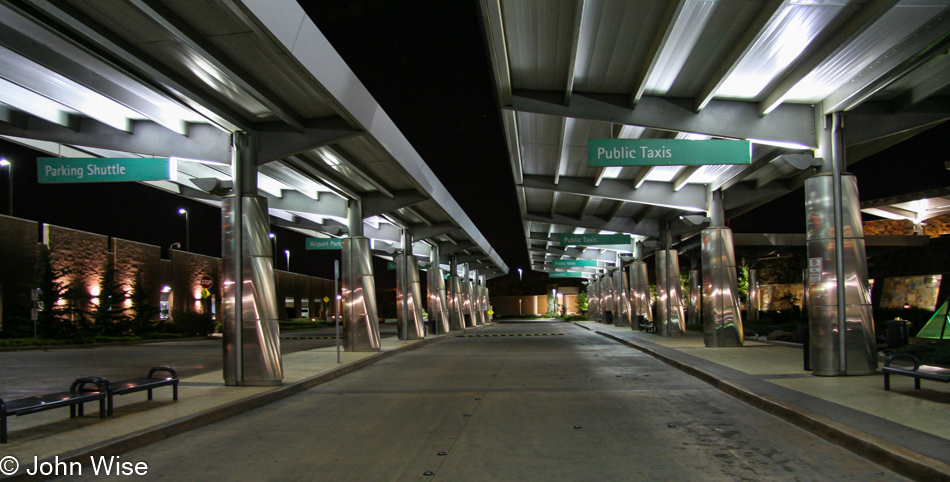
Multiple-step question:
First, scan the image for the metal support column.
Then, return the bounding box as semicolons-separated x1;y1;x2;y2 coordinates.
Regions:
396;230;424;340
223;132;281;386
447;256;464;331
428;245;449;335
747;266;759;324
806;112;876;375
688;268;701;327
657;225;685;336
630;242;652;327
342;199;381;351
701;190;744;347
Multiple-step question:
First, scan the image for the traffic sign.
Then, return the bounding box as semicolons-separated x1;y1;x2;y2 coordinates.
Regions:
200;276;213;289
588;139;751;167
306;238;343;250
323;296;330;303
38;157;171;183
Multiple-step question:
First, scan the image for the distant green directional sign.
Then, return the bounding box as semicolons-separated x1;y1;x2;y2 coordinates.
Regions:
306;238;343;250
559;234;631;247
38;157;170;183
588;139;751;167
552;259;598;268
549;272;585;278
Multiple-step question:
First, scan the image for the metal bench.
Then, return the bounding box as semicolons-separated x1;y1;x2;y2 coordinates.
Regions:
74;367;179;416
637;315;656;333
882;353;950;391
0;377;109;444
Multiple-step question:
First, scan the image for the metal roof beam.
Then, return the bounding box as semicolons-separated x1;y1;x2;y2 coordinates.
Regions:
845;99;950;147
759;0;899;116
22;0;248;132
671;165;700;192
564;0;586;106
0;116;230;163
523;174;706;212
128;0;306;132
411;223;460;241
256;117;361;163
525;211;659;238
528;246;618;263
509;90;816;148
631;0;688;107
440;240;478;256
284;154;360;200
822;10;950;115
361;190;428;219
694;0;788;112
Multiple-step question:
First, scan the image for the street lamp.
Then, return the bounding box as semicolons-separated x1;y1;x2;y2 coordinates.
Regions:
518;268;522;281
0;159;10;216
178;208;189;251
268;233;276;263
285;249;290;272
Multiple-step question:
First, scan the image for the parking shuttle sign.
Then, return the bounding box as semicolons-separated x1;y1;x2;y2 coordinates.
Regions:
38;158;171;183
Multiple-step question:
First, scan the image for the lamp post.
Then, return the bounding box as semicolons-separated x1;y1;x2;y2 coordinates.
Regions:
268;233;276;264
0;159;10;216
178;208;189;251
285;249;290;272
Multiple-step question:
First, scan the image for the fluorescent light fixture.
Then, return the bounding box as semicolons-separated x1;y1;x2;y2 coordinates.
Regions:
0;159;8;166
602;166;624;179
748;138;812;150
169;156;228;166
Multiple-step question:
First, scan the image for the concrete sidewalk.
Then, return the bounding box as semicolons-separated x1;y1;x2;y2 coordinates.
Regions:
0;328;473;480
575;321;950;481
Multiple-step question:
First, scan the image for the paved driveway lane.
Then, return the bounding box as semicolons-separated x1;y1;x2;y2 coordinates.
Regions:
51;322;905;481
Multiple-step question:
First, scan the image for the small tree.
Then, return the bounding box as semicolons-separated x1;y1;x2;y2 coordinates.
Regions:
34;245;80;338
129;271;159;334
91;256;130;336
576;291;588;313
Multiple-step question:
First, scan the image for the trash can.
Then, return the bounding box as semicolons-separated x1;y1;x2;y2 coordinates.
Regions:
886;320;909;349
464;314;472;327
604;311;613;325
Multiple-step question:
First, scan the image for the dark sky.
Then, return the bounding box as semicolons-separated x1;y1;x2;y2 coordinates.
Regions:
1;1;947;287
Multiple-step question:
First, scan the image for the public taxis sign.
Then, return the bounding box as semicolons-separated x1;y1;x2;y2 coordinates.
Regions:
38;157;171;183
306;238;343;250
559;234;631;247
552;259;598;268
549;272;585;278
587;139;751;167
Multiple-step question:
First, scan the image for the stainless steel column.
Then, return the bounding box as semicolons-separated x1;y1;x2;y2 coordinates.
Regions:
805;173;876;375
688;269;701;327
630;261;652;326
471;270;483;325
601;271;615;323
461;265;475;327
612;265;629;327
223;132;281;386
747;268;759;323
701;227;744;347
587;275;598;321
428;245;449;334
396;230;424;340
447;257;464;331
342;199;380;351
656;249;685;336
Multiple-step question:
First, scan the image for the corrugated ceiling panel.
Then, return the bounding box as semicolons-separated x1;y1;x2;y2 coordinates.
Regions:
574;0;669;93
524;187;553;213
518;112;562;175
663;0;767;97
784;3;945;103
504;0;576;91
555;192;585;213
643;0;717;96
715;2;855;101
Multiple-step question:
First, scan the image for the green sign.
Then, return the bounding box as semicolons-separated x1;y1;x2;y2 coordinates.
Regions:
550;272;585;278
306;238;343;250
552;259;598;268
560;234;631;246
38;157;170;183
587;139;751;167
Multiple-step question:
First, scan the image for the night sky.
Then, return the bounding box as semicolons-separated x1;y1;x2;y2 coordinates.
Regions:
0;0;947;289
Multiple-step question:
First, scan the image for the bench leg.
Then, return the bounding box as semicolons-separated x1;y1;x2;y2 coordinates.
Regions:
884;373;890;391
99;398;106;418
915;378;921;390
148;389;153;401
2;414;6;444
173;384;178;401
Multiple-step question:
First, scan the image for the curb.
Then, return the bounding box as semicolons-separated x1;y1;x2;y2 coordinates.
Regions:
578;323;950;482
1;326;491;481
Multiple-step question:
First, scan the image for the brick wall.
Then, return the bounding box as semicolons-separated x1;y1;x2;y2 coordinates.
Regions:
0;215;39;329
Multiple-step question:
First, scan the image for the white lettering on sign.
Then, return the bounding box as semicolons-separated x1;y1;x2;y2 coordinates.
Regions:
45;165;84;179
640;146;672;158
86;163;126;176
808;257;822;283
596;146;638;160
